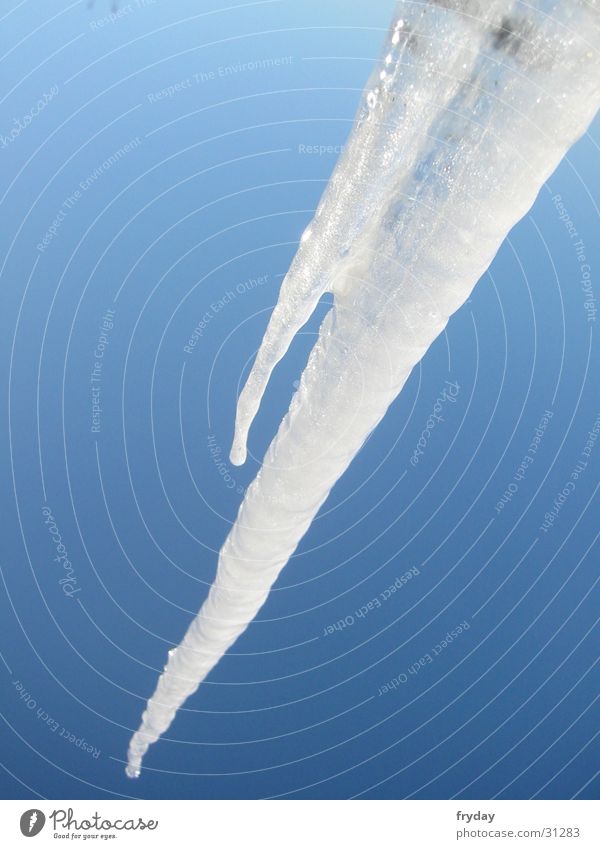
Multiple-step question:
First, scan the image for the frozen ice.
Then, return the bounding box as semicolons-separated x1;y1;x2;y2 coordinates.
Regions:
127;0;600;778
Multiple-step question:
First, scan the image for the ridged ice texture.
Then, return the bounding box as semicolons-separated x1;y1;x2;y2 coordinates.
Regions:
126;0;600;778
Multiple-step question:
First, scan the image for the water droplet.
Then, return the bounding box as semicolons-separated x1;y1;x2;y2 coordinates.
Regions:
367;90;378;109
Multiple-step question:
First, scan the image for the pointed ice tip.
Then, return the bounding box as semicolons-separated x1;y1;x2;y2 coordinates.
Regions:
125;763;141;779
230;437;247;467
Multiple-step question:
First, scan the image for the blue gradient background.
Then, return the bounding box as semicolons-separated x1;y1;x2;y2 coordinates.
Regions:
1;0;599;800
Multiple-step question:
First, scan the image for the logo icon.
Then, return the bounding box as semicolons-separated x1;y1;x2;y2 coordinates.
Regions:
19;810;45;837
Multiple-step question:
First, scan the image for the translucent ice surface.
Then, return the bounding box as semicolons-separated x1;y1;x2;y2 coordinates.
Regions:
127;0;600;778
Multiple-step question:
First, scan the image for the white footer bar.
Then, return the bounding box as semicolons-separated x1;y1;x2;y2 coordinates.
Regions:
1;799;597;847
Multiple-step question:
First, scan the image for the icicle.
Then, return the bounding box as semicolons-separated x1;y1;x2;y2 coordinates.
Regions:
127;0;600;778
